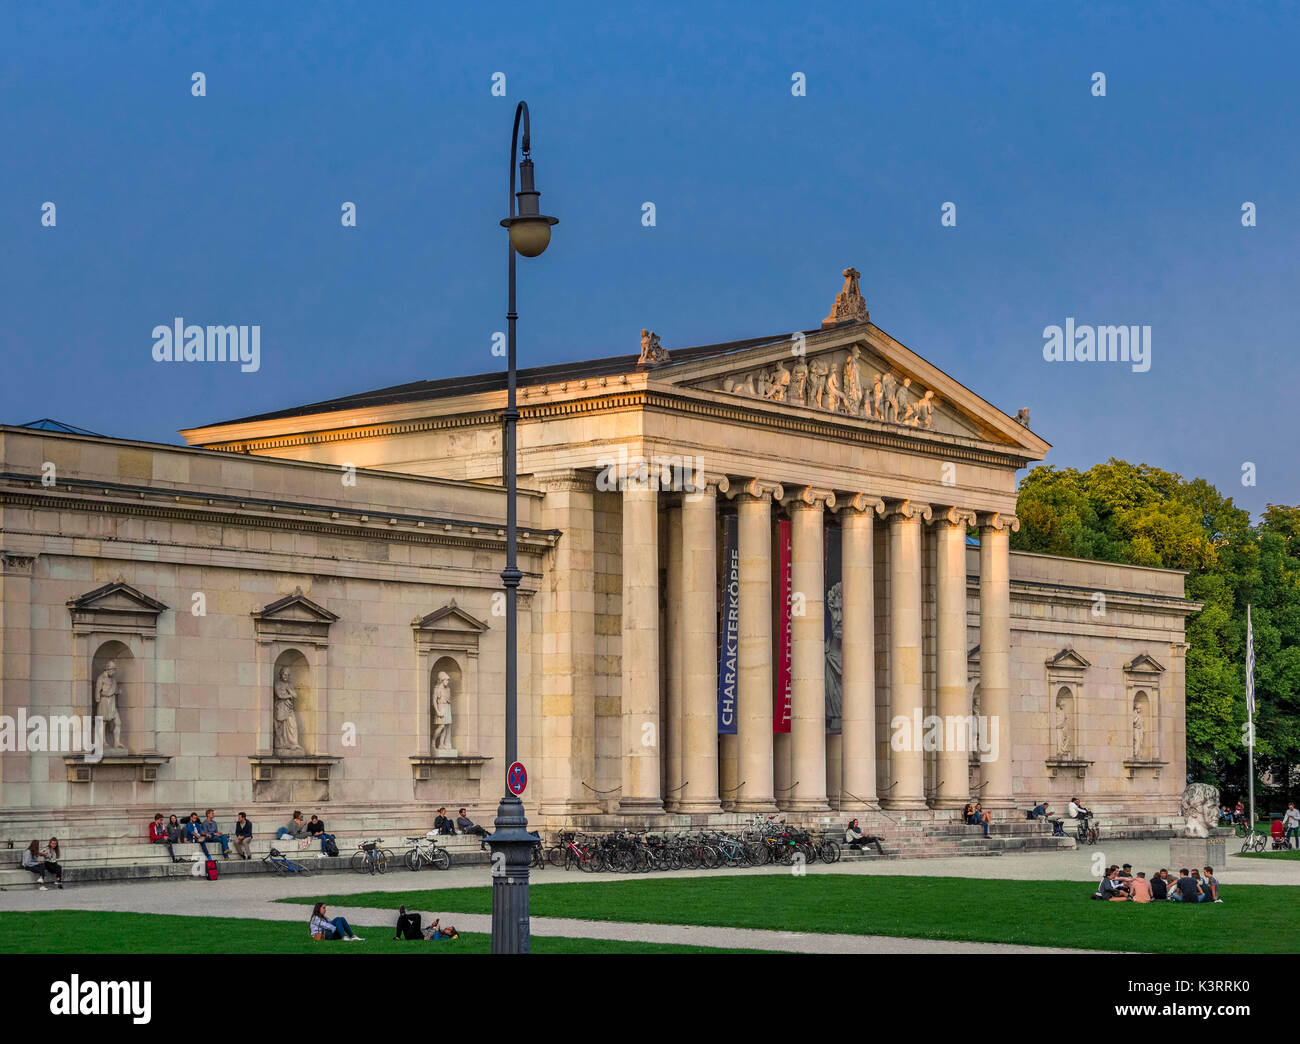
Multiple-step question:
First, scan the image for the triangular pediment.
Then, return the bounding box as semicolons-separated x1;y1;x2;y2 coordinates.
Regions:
252;587;339;623
67;581;168;615
413;600;489;634
1046;647;1092;670
1124;652;1165;674
647;323;1049;456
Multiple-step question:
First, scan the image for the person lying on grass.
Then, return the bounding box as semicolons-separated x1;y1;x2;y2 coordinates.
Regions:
309;902;364;942
423;918;459;941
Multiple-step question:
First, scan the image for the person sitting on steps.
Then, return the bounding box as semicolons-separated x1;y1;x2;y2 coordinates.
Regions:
964;802;991;838
843;818;884;855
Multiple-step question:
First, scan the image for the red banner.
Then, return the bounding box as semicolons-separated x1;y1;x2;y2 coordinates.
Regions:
774;518;792;733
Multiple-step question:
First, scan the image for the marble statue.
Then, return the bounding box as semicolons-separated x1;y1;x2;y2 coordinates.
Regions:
1132;707;1146;759
871;373;883;419
808;360;828;409
915;390;936;429
638;329;669;365
94;660;126;751
822;266;869;326
824;367;847;413
1179;781;1220;838
765;359;790;402
881;373;899;424
1055;696;1071;757
824;582;843;734
1015;407;1030;427
842;347;864;415
433;671;454;752
790;357;808;405
273;666;305;755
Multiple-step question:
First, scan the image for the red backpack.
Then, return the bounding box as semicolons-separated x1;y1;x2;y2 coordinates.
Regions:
205;859;219;881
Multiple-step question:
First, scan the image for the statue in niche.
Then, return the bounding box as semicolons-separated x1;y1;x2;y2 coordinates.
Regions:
94;660;127;752
842;347;864;415
1132;707;1146;759
273;666;305;755
764;359;790;402
870;373;884;419
433;671;455;753
881;373;899;423
1055;696;1071;757
824;582;843;734
808;360;828;409
790;357;809;405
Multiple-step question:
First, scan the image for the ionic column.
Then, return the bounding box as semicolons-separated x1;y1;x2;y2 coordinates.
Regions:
785;486;834;812
836;495;883;811
978;511;1018;810
883;498;931;810
728;479;782;813
677;474;728;814
619;474;663;814
933;507;977;809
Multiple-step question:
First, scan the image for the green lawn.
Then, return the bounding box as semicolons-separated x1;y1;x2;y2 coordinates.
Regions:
1239;848;1300;860
0;911;755;955
293;873;1300;954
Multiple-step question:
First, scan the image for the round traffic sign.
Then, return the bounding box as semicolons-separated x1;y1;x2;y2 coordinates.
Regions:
507;761;528;796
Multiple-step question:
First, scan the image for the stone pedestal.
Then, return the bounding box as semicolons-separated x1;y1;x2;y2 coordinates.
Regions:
1169;836;1226;872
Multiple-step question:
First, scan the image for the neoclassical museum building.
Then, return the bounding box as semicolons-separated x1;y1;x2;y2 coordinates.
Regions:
0;272;1198;836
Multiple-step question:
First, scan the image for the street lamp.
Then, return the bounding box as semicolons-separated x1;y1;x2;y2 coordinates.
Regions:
487;100;557;955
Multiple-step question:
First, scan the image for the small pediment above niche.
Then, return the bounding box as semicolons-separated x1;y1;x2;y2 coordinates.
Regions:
251;587;337;645
1046;648;1091;671
693;345;981;438
412;600;489;655
1124;652;1165;674
67;579;168;635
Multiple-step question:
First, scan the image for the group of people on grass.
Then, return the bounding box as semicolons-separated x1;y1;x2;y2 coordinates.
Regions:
148;810;249;862
1094;864;1222;903
21;839;63;889
306;902;460;943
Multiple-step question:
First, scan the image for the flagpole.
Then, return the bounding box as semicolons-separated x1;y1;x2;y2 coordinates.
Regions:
1247;604;1256;831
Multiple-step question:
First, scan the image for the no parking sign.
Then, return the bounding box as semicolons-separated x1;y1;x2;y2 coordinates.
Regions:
507;761;527;796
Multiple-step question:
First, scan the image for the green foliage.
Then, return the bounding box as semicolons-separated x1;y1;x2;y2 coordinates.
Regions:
1014;460;1299;799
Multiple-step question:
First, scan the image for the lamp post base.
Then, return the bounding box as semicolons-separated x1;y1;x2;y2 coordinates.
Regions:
486;793;537;954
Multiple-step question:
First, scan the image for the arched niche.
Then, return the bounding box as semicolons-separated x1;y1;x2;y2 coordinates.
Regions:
430;656;463;753
272;648;315;756
1053;686;1076;758
1132;690;1151;760
90;640;134;751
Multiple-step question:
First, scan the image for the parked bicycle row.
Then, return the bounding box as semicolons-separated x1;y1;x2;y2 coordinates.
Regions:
545;822;845;872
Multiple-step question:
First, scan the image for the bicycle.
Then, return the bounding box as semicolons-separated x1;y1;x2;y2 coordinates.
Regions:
1240;827;1267;854
403;835;451;872
1073;817;1099;846
263;847;312;875
351;838;391;874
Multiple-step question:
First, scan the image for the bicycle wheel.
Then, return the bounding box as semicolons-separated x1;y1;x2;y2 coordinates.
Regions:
350;850;369;873
820;840;840;864
403;849;422;872
746;841;769;866
547;845;566;868
701;845;721;870
578;850;599;872
432;848;451;871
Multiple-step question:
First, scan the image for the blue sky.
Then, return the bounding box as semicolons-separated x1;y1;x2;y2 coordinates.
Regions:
2;1;1296;515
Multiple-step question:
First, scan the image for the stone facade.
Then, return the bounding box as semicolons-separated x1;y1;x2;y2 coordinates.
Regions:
0;279;1200;831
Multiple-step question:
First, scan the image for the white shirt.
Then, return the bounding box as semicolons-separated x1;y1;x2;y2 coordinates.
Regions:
1284;808;1300;828
309;914;336;937
1068;801;1088;819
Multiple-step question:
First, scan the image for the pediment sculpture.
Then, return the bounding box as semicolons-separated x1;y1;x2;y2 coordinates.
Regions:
719;345;938;430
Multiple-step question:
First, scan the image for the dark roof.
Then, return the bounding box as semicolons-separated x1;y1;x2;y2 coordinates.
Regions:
199;329;815;429
21;418;106;436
